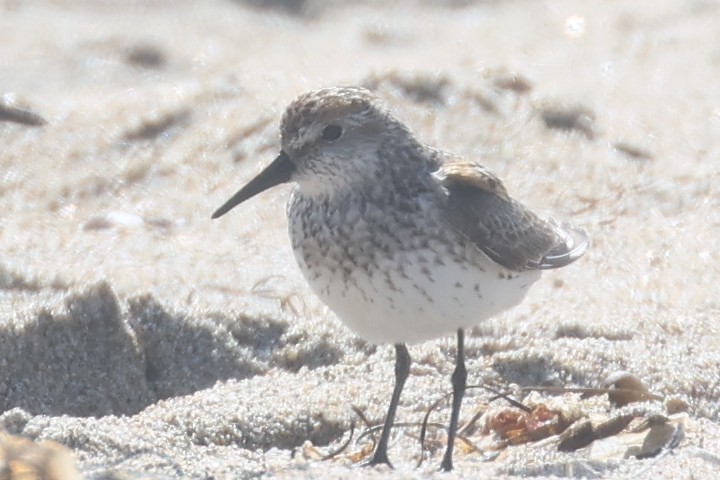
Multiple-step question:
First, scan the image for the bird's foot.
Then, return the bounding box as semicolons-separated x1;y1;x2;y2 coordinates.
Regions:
362;449;393;469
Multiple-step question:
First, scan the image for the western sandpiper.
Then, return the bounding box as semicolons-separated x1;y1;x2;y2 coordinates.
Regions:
212;86;588;470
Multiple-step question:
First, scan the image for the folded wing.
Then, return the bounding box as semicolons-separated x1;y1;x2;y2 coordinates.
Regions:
433;158;588;272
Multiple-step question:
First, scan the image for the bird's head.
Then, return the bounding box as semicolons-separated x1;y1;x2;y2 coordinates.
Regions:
212;86;412;218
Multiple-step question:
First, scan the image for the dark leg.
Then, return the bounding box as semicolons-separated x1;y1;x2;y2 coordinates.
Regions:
440;329;467;472
368;343;411;467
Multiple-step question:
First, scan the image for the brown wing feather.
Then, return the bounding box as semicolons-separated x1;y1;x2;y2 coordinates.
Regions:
433;158;588;272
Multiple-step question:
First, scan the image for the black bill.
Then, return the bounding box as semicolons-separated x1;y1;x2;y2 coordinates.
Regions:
211;151;295;219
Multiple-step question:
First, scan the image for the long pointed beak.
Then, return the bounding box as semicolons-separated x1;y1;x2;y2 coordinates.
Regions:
211;151;295;219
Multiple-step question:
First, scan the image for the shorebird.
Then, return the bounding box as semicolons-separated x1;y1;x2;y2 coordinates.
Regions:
212;86;588;470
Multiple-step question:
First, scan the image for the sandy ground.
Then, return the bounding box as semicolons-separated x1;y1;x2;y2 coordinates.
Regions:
1;0;720;478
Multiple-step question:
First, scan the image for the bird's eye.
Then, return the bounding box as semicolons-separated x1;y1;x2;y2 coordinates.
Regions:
321;125;343;142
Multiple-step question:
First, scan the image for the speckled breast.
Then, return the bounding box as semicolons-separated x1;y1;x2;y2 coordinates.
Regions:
287;188;541;344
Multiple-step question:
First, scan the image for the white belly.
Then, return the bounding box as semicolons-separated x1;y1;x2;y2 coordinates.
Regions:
293;244;541;344
288;186;543;345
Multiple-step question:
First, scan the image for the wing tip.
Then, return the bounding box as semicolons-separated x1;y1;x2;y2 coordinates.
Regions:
537;224;590;269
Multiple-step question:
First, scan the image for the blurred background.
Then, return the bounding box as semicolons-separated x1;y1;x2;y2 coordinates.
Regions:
1;1;719;478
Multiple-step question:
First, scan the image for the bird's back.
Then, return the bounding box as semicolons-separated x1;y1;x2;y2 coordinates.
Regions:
432;152;589;272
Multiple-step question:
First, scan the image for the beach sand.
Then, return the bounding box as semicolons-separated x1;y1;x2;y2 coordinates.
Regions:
1;0;719;478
